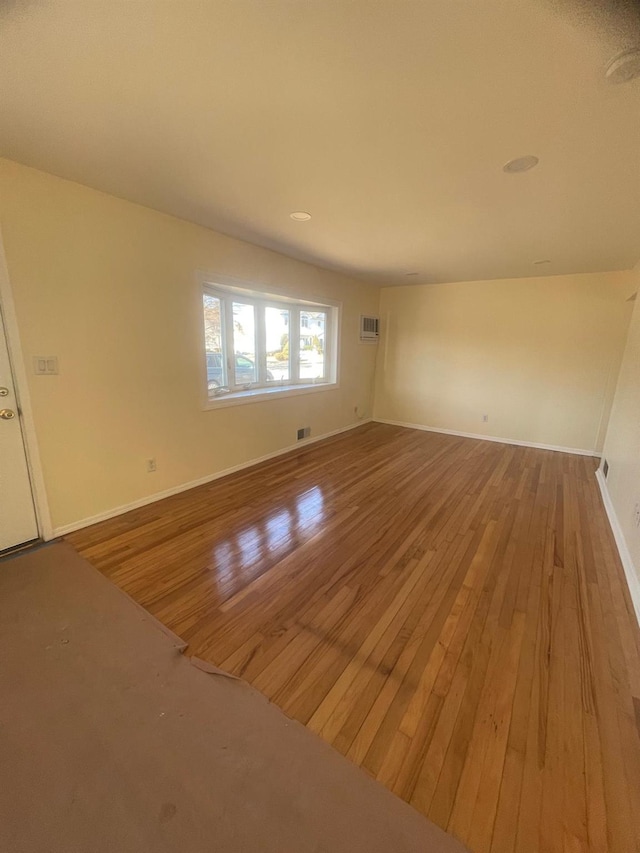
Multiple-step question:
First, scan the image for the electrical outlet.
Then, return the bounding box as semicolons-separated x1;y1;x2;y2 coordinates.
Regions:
146;458;157;473
634;502;640;528
482;414;489;423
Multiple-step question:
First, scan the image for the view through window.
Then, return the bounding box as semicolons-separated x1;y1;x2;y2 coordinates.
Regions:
202;284;336;402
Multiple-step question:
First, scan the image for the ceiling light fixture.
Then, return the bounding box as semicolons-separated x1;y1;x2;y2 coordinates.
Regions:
503;155;539;174
605;48;640;84
289;211;312;222
405;272;419;276
534;259;551;265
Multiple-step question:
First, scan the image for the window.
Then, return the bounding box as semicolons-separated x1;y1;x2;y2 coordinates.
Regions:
202;280;338;405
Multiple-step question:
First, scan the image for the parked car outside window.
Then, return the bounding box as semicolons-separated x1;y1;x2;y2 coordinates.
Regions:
206;352;273;391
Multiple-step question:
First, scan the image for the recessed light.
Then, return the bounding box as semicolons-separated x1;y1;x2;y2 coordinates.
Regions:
534;259;551;265
405;272;419;276
605;48;640;84
503;155;539;174
290;211;312;222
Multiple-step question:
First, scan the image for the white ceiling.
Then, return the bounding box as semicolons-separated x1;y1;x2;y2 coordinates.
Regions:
0;0;639;285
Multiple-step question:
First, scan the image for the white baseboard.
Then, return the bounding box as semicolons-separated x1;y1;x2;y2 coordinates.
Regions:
373;418;601;458
595;469;640;628
53;419;371;537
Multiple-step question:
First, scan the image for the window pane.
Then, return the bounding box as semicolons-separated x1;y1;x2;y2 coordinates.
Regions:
203;286;335;403
265;307;290;382
299;310;326;380
203;294;225;396
232;302;257;385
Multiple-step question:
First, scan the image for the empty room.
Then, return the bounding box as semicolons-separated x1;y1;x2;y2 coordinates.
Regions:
1;2;639;852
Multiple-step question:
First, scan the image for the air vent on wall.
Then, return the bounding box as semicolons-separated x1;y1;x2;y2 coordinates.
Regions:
602;459;609;479
360;315;380;343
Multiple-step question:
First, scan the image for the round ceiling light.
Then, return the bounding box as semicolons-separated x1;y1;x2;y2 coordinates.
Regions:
503;155;539;174
290;211;312;222
534;259;551;265
605;48;640;84
405;272;419;276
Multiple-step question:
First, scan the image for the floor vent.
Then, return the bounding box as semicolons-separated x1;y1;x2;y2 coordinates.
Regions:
297;427;311;441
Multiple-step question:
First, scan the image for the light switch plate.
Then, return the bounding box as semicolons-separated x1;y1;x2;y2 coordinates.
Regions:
33;356;59;375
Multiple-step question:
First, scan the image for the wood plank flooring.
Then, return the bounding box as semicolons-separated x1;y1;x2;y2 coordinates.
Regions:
67;422;640;853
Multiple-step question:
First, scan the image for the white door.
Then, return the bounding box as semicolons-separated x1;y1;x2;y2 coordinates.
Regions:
0;307;38;551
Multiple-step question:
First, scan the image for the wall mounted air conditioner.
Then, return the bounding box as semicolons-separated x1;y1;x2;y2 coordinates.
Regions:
360;315;380;343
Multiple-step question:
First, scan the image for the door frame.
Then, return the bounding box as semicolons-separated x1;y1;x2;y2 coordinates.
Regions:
0;228;53;542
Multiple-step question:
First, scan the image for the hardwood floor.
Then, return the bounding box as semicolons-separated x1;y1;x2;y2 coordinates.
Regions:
67;422;640;853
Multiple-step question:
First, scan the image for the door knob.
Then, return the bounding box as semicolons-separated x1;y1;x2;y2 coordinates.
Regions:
0;408;16;420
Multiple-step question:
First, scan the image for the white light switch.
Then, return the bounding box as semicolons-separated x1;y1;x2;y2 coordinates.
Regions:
33;356;59;375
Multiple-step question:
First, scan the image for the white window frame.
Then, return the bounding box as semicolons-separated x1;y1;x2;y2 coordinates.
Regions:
199;274;340;409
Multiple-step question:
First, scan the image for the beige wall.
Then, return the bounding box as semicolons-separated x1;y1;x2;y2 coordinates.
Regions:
373;273;635;453
601;265;640;580
0;159;379;532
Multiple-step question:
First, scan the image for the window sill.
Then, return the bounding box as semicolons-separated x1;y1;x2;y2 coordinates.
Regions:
203;381;338;410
